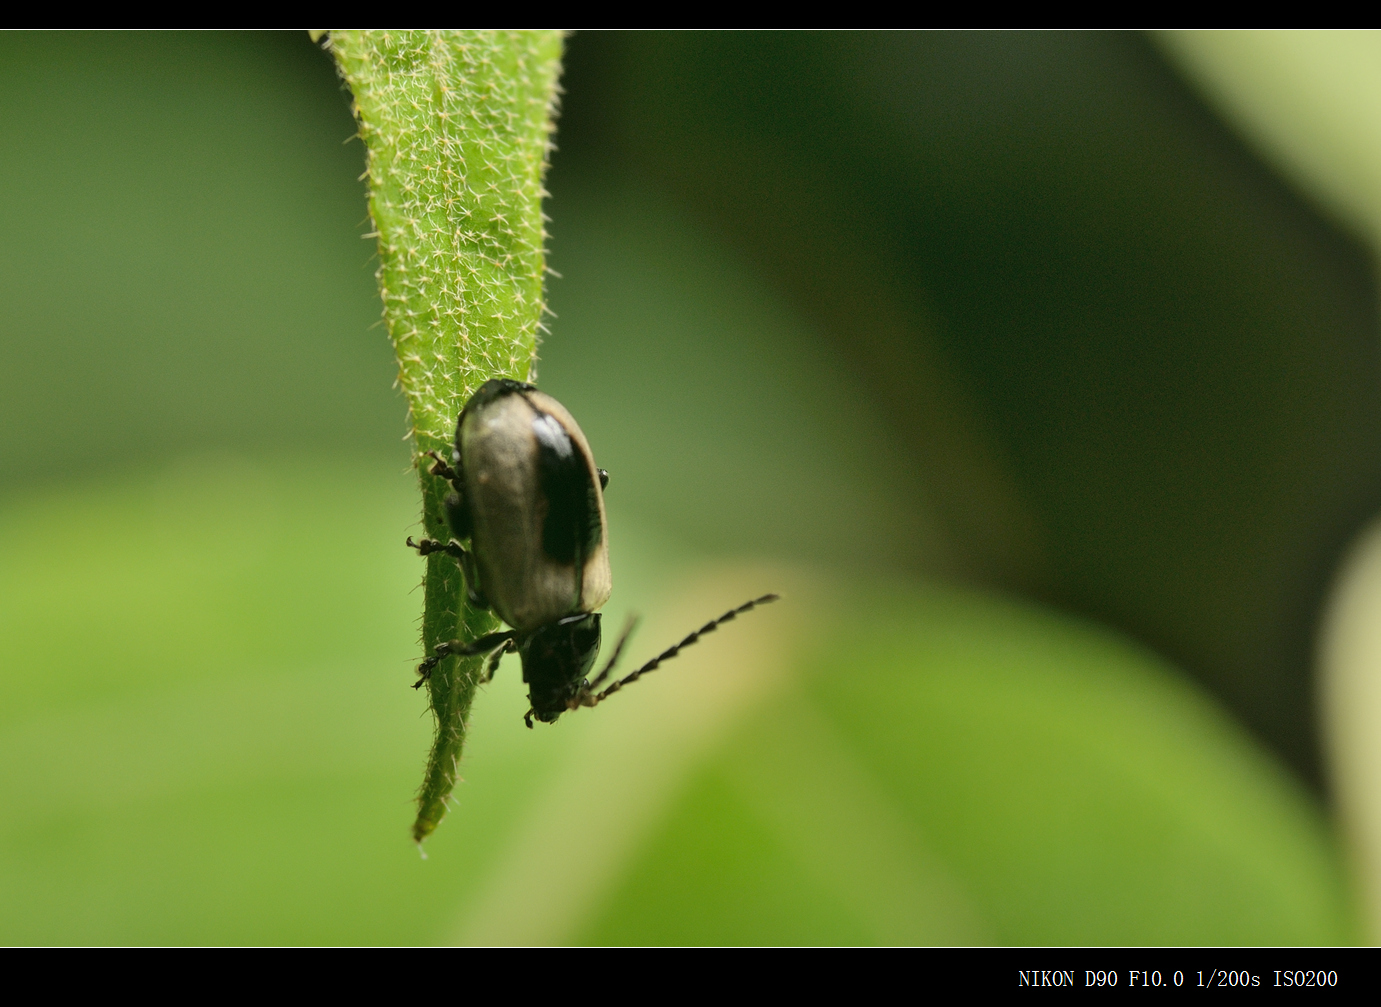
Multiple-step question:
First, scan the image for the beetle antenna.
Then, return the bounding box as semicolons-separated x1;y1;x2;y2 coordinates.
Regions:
589;594;780;706
586;614;639;691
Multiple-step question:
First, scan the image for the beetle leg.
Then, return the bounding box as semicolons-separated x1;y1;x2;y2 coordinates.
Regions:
442;490;472;542
406;536;488;609
481;638;517;683
406;536;466;561
413;629;517;689
457;549;490;610
423;450;460;484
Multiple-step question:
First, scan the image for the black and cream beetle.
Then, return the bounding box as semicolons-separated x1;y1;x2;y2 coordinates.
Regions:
408;378;777;728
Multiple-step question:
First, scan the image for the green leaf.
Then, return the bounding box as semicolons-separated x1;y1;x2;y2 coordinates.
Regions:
328;30;564;843
579;585;1357;945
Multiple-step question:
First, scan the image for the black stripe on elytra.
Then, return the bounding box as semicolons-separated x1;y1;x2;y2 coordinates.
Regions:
529;403;603;572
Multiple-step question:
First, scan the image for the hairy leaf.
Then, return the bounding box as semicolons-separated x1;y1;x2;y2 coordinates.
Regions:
330;29;563;843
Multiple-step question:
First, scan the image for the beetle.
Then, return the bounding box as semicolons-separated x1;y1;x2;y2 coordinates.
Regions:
407;378;778;727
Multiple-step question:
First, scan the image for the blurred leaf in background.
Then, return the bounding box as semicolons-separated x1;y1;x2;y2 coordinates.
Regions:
0;34;405;481
553;32;1381;792
0;31;1368;944
1154;30;1381;945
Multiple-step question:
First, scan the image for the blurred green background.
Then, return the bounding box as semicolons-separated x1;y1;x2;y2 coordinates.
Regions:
0;31;1373;944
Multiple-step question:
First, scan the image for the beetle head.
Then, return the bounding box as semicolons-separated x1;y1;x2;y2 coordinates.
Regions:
518;612;602;724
